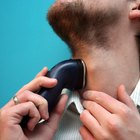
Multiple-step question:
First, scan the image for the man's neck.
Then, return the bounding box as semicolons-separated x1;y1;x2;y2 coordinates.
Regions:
73;37;140;98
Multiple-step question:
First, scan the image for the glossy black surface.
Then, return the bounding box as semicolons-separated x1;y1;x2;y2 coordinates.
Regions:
39;59;86;112
21;59;86;127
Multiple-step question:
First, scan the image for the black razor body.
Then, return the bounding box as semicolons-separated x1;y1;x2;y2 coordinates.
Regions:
39;59;86;112
20;59;86;127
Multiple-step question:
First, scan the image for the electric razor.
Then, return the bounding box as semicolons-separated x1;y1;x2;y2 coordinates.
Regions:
21;59;86;127
39;59;86;113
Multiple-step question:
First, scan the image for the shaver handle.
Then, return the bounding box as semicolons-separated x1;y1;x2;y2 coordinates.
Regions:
20;73;64;128
20;59;86;128
38;83;64;113
20;87;63;128
38;59;85;113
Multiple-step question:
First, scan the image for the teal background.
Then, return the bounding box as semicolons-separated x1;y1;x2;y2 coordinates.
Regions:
0;0;71;108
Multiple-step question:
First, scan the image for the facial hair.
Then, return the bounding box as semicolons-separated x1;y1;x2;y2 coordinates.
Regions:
47;0;120;49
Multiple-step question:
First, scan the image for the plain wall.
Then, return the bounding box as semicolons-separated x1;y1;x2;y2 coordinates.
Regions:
0;0;71;107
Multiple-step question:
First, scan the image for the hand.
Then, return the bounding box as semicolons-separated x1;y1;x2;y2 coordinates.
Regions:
80;85;140;140
0;67;68;140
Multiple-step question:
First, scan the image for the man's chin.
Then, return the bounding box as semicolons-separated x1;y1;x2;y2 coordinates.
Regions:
56;0;75;2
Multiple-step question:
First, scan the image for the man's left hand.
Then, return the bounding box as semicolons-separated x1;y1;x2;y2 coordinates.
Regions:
80;85;140;140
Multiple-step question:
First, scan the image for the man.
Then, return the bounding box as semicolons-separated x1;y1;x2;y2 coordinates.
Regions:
0;0;140;140
47;0;140;139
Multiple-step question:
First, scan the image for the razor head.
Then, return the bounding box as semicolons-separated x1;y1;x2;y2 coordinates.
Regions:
73;59;86;90
46;59;86;90
80;60;86;89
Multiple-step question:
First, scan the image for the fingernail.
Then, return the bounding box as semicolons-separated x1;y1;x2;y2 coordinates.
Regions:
45;111;49;120
51;78;57;83
41;67;48;73
83;91;87;98
119;84;126;92
43;67;47;70
122;85;126;91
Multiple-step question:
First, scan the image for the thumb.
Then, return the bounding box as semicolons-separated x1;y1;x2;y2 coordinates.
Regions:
117;85;137;112
47;94;68;132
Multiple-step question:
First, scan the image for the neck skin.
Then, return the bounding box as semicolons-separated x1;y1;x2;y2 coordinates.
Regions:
73;21;140;98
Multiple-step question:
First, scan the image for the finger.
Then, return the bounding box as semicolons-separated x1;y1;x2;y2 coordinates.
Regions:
35;67;48;78
83;90;127;114
80;126;96;140
6;91;49;120
83;100;111;125
18;76;57;93
9;102;41;131
80;110;103;137
117;85;138;113
33;94;68;138
46;94;68;133
53;94;68;114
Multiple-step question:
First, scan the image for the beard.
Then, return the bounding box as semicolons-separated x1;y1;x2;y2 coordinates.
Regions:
47;0;120;49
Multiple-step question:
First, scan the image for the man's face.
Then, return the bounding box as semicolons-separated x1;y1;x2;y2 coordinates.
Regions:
47;0;129;48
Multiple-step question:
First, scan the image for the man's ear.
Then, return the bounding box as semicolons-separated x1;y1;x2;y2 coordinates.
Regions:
129;3;140;20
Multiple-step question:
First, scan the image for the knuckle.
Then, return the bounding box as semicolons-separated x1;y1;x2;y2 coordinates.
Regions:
38;76;45;83
93;92;104;102
28;101;35;108
106;117;121;133
87;101;96;110
19;90;31;99
0;109;7;117
39;99;48;108
20;90;30;96
34;113;41;120
43;99;48;106
35;94;48;107
37;76;49;87
119;107;132;117
100;133;110;140
87;101;98;113
27;102;40;119
23;90;30;95
123;108;131;116
0;109;10;122
98;130;110;140
40;95;47;104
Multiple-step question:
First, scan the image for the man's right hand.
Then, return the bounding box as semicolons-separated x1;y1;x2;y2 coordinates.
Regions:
0;67;68;140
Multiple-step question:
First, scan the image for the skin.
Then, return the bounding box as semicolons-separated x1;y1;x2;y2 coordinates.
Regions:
78;1;140;139
80;85;140;140
48;0;140;97
0;67;68;140
48;0;140;139
1;0;140;140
